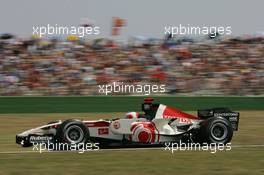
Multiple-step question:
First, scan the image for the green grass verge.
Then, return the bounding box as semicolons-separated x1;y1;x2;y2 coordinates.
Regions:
0;96;263;113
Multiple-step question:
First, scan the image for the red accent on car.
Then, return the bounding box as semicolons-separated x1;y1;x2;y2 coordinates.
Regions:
85;121;110;127
138;131;149;143
51;124;59;129
163;106;199;119
98;128;109;135
144;97;154;104
127;115;133;119
113;121;121;129
130;122;139;131
131;122;157;143
127;112;139;119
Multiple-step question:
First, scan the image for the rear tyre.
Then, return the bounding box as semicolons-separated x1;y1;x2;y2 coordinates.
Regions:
199;117;233;144
55;119;90;149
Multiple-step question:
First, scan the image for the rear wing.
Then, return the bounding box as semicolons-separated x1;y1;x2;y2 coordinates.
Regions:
198;108;240;130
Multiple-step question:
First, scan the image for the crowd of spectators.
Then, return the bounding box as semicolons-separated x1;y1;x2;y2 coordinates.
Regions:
0;35;263;96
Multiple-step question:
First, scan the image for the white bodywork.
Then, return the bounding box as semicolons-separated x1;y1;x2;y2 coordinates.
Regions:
17;104;202;143
18;122;62;137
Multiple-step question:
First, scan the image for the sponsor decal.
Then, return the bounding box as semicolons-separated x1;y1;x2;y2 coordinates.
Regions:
113;121;121;129
98;128;109;135
214;113;238;117
29;135;53;141
228;116;238;122
179;118;192;124
164;115;177;119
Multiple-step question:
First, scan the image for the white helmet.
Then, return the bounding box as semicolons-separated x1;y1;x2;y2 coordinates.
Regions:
126;112;139;119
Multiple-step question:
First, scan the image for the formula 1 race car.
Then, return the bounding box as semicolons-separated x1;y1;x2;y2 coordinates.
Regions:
16;98;239;148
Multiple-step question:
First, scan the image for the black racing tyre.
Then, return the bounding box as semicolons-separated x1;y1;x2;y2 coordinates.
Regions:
199;117;233;144
56;119;90;145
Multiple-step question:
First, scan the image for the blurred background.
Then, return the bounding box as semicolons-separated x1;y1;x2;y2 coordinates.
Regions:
0;0;263;96
0;34;262;96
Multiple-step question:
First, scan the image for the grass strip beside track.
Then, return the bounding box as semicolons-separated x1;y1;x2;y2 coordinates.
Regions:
0;96;263;113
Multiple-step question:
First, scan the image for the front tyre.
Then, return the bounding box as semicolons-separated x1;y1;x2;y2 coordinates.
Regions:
199;117;233;144
56;119;90;145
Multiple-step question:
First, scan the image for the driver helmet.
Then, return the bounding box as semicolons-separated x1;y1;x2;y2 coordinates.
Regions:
126;112;139;119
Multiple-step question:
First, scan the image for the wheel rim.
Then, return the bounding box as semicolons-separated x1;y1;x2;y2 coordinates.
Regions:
210;123;228;141
65;125;84;144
